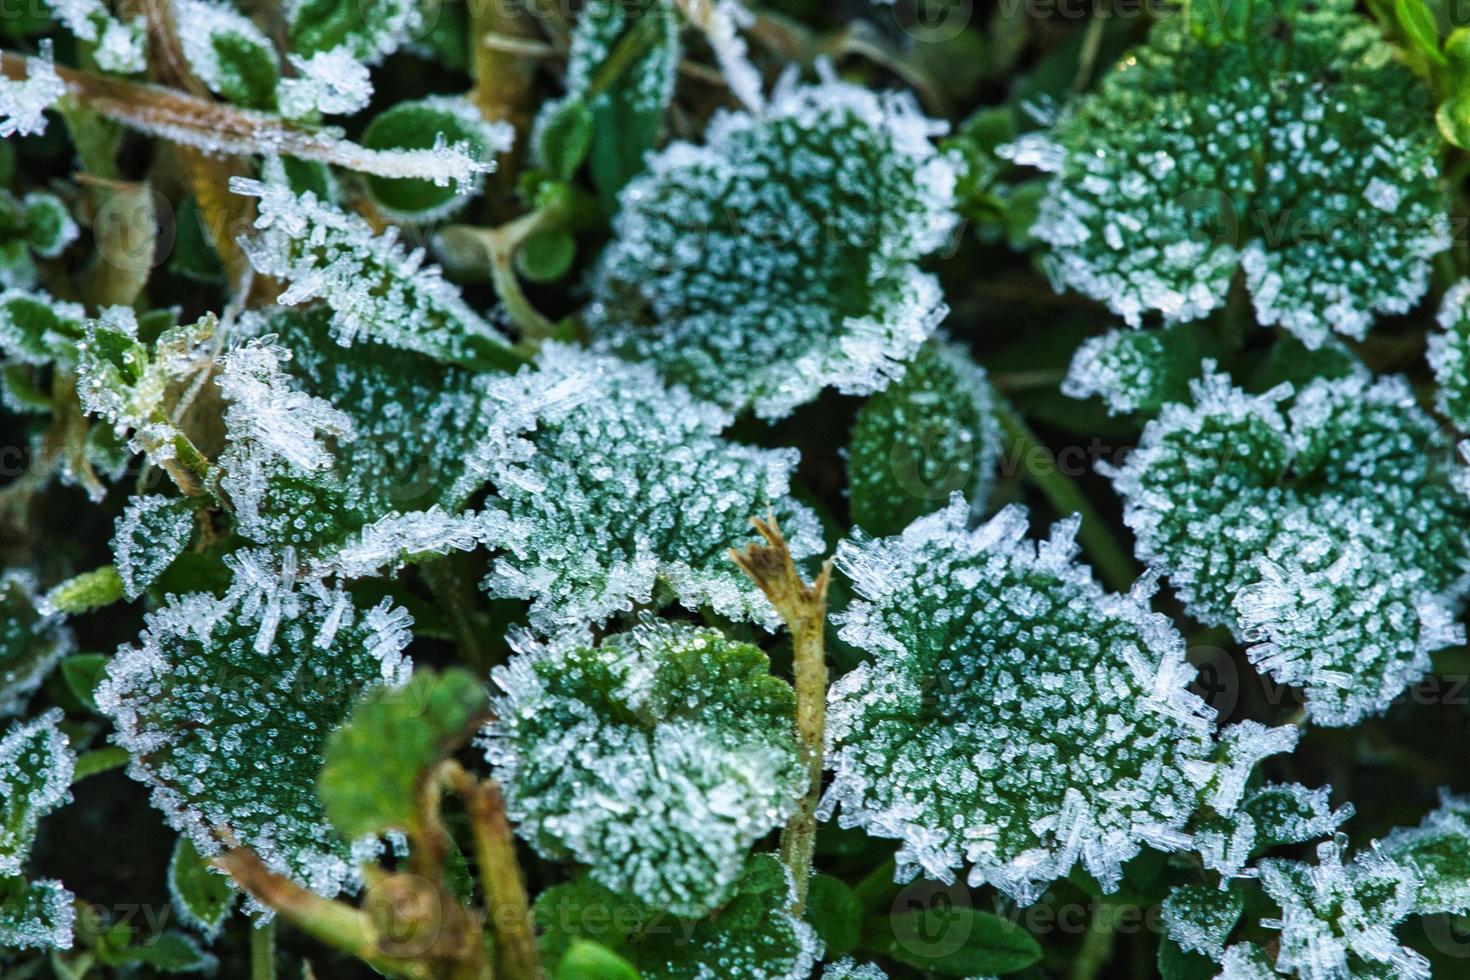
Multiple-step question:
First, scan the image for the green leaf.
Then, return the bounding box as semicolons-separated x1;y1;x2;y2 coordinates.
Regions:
0;711;75;876
558;939;640;980
1395;0;1445;64
804;873;862;957
117;930;217;972
71;746;128;783
864;905;1041;976
1161;882;1244;958
59;653;109;713
1158;935;1217;980
319;668;490;840
168;836;235;939
537;99;594;180
0;875;75;951
41;566;123;616
362;97;501;220
516;228;577;283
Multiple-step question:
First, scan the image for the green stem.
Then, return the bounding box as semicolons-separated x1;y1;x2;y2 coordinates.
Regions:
439;203;567;344
994;398;1138;594
1069;902;1117;980
250;917;276;980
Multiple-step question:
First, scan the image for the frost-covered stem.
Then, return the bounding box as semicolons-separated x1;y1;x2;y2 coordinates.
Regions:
469;0;539;130
993;398;1138;594
217;848;425;980
1069;902;1117;980
447;765;543;980
0;51;487;183
729;514;833;913
250;916;276;980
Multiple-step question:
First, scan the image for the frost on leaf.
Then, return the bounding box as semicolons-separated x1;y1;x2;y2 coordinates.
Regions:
0;572;73;718
1428;278;1470;432
1193;782;1353;880
0;710;76;951
0;42;66;140
474;343;823;635
1376;791;1470;915
232;178;516;368
823;960;889;979
533;854;822;980
0;193;79;289
589;73;959;419
1162;882;1244;959
823;499;1273;904
286;0;421;64
0;289;85;370
168;835;236;939
1063;322;1229;417
45;0;146;74
363;97;512;221
113;495;197;601
96;587;414;897
1219;839;1428;980
175;0;279;110
278;48;373;119
485;619;804;916
847;337;1001;538
532;0;679;196
1106;370;1470;725
1025;0;1448;346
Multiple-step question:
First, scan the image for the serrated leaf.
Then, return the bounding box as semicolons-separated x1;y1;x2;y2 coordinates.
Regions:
168;836;235;939
865;905;1041;976
319;669;489;841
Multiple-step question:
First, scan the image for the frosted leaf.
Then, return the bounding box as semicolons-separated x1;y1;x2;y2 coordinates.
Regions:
47;0;146;73
278;49;373;119
848;337;1002;538
823;960;890;979
1027;0;1448;345
1106;371;1470;725
0;876;76;951
824;499;1257;904
19;193;78;260
1214;943;1277;980
112;495;197;601
286;0;421;64
1429;278;1470;432
1225;838;1428;980
1196;781;1355;880
0;709;75;877
362;97;512;221
0;572;74;718
0;289;85;367
75;308;215;466
96;588;413;897
0;42;66;139
534;854;822;980
473;343;823;635
1376;790;1470;915
1063;322;1227;417
175;0;279;109
1162;882;1244;959
590;72;959;418
219;336;353;473
232;179;516;367
485;619;804;915
168;835;237;939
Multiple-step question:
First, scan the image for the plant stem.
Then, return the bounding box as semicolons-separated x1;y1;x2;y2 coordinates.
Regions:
250;917;276;980
469;0;540;130
1069;902;1117;980
448;766;543;980
993;398;1139;594
729;514;833;914
439;204;566;343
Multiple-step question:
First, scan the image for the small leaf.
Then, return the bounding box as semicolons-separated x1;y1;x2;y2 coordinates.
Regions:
41;567;123;616
804;873;862;957
60;653;109;713
319;669;489;841
1161;882;1244;958
117;930;217;972
362;97;505;220
0;875;75;951
864;906;1041;976
537;99;594;180
168;836;236;939
516;228;577;284
558;939;640;980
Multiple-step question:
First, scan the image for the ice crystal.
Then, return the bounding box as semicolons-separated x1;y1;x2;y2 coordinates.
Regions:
96;587;413;896
1376;791;1470;915
362;97;508;221
1026;0;1448;346
0;289;85;368
485;619;804;915
1194;783;1353;880
46;1;146;74
1429;278;1470;432
1063;322;1231;417
232;179;516;367
286;0;421;64
823;960;890;979
1220;838;1428;980
0;710;76;951
847;337;1001;537
0;192;80;291
1162;882;1244;959
1106;371;1470;725
822;499;1282;903
590;72;959;418
473;343;823;635
534;854;822;979
0;43;66;139
0;877;75;951
0;573;75;717
278;49;373;119
112;495;198;601
175;0;279;109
